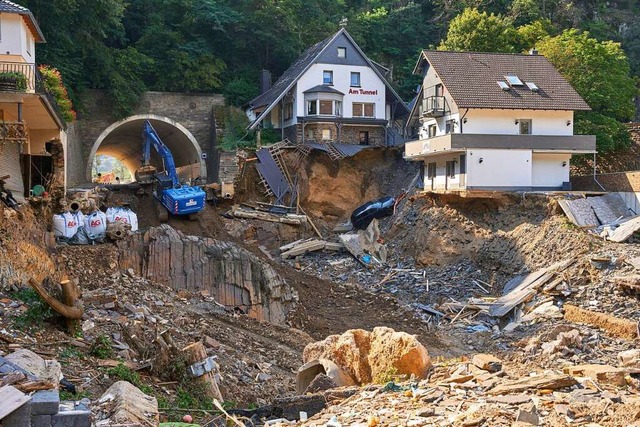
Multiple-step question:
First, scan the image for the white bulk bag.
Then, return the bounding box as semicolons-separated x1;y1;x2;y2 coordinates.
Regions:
52;212;80;239
84;211;107;237
106;207;138;232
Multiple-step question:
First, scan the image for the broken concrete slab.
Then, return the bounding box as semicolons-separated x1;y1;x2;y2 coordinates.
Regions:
339;219;387;266
96;381;158;427
296;359;356;394
565;364;630;387
4;350;61;389
471;354;502;373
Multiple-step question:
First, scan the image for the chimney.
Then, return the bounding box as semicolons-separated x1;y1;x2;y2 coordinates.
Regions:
529;48;538;55
259;70;272;94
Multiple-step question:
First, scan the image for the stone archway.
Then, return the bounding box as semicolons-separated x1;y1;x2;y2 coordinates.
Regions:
86;114;206;182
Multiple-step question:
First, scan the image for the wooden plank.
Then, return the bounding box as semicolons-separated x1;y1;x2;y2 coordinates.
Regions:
489;259;575;318
324;242;344;251
607;216;640;243
0;385;31;420
279;239;309;252
281;240;326;258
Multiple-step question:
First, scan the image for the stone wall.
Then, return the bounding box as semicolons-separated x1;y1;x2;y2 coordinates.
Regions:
300;123;385;146
116;225;297;324
66;91;225;186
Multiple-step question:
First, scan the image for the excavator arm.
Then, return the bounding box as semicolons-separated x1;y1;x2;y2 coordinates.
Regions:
136;120;180;187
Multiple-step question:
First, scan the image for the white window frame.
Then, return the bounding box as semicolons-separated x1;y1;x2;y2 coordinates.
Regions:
323;70;333;85
350;72;361;87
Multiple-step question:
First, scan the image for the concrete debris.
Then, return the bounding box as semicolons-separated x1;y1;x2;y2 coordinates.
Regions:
4;350;61;390
302;327;430;385
339;219;387;266
95;381;158;427
540;329;582;356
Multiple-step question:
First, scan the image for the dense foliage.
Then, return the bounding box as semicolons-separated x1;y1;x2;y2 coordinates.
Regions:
38;66;76;122
15;0;640;151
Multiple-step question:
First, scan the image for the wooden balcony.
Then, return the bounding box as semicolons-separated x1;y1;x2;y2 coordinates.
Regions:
0;121;28;142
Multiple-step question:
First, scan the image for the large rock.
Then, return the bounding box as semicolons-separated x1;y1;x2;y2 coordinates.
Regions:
302;327;431;384
5;349;61;389
116;224;297;324
95;381;158;427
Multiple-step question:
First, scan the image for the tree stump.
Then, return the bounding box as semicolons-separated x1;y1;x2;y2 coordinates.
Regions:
181;341;223;403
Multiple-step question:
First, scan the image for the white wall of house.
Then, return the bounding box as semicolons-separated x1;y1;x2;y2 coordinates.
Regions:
463;109;574;135
423;152;465;190
531;153;571;188
295;63;386;121
466;149;532;189
0;14;34;62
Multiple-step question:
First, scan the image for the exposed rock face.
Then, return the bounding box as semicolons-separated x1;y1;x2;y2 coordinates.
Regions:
303;327;431;384
117;224;297;324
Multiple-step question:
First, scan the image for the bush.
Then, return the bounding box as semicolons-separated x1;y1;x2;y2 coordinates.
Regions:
38;65;76;122
0;72;27;91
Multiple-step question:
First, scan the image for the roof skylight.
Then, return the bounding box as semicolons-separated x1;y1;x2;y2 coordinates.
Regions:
505;75;524;86
526;82;539;92
497;81;510;91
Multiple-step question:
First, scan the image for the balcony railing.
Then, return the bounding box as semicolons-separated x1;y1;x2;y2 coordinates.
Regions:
0;121;28;142
0;62;66;126
422;96;447;118
0;62;36;92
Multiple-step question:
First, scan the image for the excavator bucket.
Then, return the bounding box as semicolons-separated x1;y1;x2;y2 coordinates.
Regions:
134;165;157;183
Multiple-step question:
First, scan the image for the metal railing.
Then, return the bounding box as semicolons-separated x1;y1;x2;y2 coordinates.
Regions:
422;96;447;117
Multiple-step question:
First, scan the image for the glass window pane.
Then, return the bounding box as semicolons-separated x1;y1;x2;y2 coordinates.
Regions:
364;103;374;117
335;101;342;116
351;72;360;87
307;100;317;115
323;70;333;84
322;129;331;140
319;100;332;115
337;47;346;58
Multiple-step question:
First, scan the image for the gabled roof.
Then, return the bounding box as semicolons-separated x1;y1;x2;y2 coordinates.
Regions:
247;28;408;130
303;84;344;95
0;0;45;42
415;50;590;111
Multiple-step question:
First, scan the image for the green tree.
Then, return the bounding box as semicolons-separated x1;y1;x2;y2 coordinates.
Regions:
439;8;518;52
537;29;636;152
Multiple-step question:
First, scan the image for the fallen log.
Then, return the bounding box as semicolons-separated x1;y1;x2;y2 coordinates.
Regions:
564;304;638;340
28;278;83;320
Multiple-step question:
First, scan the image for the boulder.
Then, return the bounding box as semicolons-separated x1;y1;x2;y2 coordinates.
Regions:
302;327;431;385
296;359;357;393
5;349;61;389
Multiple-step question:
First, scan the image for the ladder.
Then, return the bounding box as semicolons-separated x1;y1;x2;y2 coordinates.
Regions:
326;143;345;161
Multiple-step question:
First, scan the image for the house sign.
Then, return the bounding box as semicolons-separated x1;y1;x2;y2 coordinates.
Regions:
348;88;378;95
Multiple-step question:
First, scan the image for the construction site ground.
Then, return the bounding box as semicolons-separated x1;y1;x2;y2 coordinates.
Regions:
2;147;640;426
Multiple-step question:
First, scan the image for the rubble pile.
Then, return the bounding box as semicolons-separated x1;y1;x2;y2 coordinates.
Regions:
300;353;640;427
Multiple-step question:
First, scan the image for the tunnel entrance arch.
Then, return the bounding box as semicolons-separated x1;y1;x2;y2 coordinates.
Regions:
86;114;206;183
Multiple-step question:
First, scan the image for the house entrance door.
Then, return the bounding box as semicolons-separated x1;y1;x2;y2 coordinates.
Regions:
359;131;369;145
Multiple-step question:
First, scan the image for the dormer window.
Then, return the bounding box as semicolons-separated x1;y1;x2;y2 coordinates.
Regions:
337;47;346;58
323;70;333;85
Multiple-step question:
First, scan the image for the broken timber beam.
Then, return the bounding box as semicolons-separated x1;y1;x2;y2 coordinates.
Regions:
564;304;638;340
28;278;83;320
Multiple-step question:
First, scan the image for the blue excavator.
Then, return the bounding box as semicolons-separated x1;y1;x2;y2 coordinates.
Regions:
134;120;206;221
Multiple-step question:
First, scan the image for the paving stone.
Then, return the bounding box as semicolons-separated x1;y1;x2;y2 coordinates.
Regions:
51;402;91;427
31;414;52;427
31;390;61;415
1;399;32;427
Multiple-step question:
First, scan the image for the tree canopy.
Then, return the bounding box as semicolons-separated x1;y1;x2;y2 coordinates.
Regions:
14;0;640;152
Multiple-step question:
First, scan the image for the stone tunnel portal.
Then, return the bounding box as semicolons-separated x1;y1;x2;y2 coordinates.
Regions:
86;115;205;183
